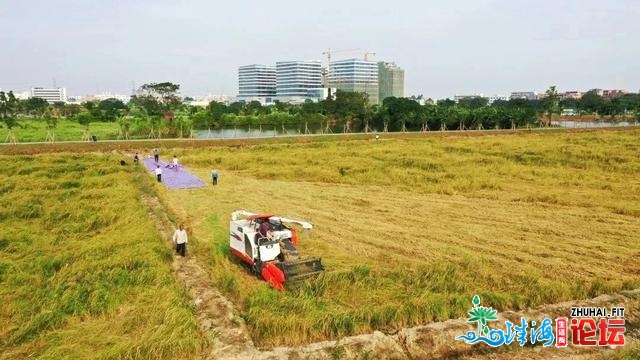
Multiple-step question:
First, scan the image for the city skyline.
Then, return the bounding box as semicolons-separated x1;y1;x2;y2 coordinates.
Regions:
1;0;638;99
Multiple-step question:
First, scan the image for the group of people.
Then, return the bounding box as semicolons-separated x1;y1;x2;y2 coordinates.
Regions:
143;148;220;257
147;149;179;183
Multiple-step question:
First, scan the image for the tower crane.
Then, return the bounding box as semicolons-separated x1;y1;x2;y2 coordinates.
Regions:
364;50;376;61
322;48;362;65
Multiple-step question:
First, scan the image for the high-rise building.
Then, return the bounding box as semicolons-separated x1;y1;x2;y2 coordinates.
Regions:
276;61;324;103
238;64;276;104
31;87;67;103
378;62;404;104
326;58;379;105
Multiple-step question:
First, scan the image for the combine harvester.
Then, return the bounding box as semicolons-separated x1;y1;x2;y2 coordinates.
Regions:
229;210;324;290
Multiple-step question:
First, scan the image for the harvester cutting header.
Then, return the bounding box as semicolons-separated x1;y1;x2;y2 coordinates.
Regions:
229;210;324;290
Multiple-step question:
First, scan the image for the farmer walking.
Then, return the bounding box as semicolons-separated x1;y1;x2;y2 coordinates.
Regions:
155;165;162;182
153;148;159;163
173;224;188;257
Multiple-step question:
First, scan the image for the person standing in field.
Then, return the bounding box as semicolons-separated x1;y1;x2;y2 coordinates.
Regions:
153;148;159;163
133;152;139;165
172;155;179;171
211;169;219;185
155;165;162;182
173;224;188;257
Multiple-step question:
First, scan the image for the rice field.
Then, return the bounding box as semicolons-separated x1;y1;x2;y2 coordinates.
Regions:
1;128;639;355
156;129;640;346
0;154;200;359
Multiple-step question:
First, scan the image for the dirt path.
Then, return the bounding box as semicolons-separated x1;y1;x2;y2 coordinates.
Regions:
142;193;639;359
142;195;259;359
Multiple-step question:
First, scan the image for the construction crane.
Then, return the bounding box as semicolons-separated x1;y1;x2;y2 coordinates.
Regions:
364;50;376;61
322;48;362;65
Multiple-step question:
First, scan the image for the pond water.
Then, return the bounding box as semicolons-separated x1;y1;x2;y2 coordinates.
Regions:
192;121;640;138
194;128;323;139
552;120;639;128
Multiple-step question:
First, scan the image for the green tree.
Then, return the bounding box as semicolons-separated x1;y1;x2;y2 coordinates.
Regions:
227;102;245;115
301;99;322;115
63;103;83;118
51;101;66;118
244;100;263;116
140;82;181;110
22;97;49;118
437;98;456;108
129;94;163;116
75;111;93;129
380;97;422;131
559;98;580;112
97;98;127;121
44;109;58;142
580;90;605;115
543;86;559;126
208;101;228;127
75;111;94;140
130;82;181;118
0;91;20;142
458;97;489;110
191;108;212;129
273;100;292;114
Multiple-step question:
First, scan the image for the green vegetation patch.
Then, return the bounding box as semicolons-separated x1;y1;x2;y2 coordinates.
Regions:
0;154;199;360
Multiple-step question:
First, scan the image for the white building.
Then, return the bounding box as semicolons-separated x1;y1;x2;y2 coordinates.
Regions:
326;58;379;105
454;94;483;103
510;91;539;100
454;94;509;105
486;95;509;105
201;94;233;104
31;87;67;103
276;61;324;103
238;64;276;105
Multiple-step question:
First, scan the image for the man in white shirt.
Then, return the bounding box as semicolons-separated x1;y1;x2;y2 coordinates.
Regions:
173;224;188;257
155;165;162;182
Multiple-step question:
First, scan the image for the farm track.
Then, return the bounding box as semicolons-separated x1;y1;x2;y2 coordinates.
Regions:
144;190;640;359
1;126;639;155
141;194;257;359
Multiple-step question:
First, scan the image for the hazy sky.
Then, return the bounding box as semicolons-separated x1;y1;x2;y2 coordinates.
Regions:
1;0;638;99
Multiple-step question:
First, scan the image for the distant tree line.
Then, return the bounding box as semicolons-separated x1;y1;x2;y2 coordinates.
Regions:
557;90;640;116
2;84;639;140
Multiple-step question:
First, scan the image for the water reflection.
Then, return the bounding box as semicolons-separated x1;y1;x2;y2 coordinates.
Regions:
193;121;640;138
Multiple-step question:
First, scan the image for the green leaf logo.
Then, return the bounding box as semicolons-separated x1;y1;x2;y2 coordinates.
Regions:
466;295;499;336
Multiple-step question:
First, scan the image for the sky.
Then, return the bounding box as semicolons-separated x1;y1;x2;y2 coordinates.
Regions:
1;0;639;99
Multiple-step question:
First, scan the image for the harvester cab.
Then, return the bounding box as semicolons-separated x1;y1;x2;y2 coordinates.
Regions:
229;210;324;290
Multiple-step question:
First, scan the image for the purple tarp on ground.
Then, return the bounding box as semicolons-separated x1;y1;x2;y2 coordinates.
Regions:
142;156;206;189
